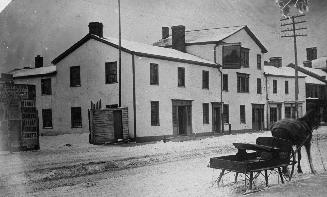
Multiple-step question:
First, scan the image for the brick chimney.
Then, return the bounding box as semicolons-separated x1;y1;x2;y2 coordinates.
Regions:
35;55;43;68
88;22;103;37
171;25;186;52
306;47;317;61
269;57;282;68
162;27;169;39
303;60;312;68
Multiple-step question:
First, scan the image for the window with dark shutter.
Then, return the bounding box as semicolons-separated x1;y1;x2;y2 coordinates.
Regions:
241;48;249;68
151;101;159;126
105;62;117;84
285;81;289;94
203;103;209;124
222;45;241;69
42;109;53;128
273;80;277;94
237;73;249;93
240;105;246;123
257;78;262;94
70;66;81;87
41;78;51;95
178;67;185;87
71;107;82;128
202;70;209;89
223;74;228;91
150;63;159;85
257;54;262;69
223;104;229;123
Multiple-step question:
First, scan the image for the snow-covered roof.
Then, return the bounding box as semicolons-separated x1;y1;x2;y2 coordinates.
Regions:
299;66;327;78
304;74;325;85
52;34;217;67
11;66;56;78
100;36;216;66
264;65;306;77
312;57;327;70
153;25;268;53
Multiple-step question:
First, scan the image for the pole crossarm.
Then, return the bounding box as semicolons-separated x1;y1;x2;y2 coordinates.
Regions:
280;14;305;21
281;20;307;26
281;27;307;32
281;34;307;38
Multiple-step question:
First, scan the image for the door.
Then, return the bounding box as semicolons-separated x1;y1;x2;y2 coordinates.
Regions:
252;104;264;130
270;107;277;126
113;110;123;139
212;106;221;133
178;106;187;135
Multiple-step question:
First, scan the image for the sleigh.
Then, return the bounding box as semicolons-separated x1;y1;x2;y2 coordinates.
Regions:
209;137;296;192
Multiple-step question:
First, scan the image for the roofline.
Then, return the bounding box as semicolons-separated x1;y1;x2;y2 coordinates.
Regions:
52;34;218;67
263;73;306;78
13;71;57;79
286;63;327;84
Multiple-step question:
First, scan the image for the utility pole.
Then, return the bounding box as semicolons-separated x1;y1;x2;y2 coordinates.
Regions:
118;0;122;107
281;14;307;119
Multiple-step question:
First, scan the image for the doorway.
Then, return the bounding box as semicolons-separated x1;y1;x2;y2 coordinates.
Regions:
172;100;192;135
212;103;221;133
252;104;264;130
113;110;123;139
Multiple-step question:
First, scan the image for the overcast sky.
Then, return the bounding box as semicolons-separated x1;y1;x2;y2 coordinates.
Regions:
0;0;326;73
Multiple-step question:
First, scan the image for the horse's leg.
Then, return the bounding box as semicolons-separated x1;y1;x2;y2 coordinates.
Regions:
297;145;303;173
304;142;317;174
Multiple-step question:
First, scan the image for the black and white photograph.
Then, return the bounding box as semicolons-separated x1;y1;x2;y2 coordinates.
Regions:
0;0;327;196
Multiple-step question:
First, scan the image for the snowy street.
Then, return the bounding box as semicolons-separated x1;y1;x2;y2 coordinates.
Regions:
1;127;327;196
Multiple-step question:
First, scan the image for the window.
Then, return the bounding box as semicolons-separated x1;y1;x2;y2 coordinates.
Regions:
105;62;117;84
222;45;241;69
202;70;209;89
273;80;277;94
223;74;228;91
257;78;262;94
71;107;82;128
150;63;159;85
203;103;209;124
237;73;249;93
285;81;289;94
70;66;81;87
223;104;229;123
241;48;249;67
178;67;185;87
257;54;262;69
240;105;246;123
41;78;51;95
151;101;160;126
42;109;52;128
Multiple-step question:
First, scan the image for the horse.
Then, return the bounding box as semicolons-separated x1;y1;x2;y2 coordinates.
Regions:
270;109;321;174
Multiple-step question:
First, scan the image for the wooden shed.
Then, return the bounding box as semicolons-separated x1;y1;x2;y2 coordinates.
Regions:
89;107;129;145
0;75;39;151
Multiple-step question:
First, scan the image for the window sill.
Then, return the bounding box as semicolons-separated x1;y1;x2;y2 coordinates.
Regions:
43;127;53;129
223;90;228;92
105;82;118;84
150;84;159;86
41;94;52;96
237;92;250;93
70;85;81;87
178;86;185;88
71;126;82;128
151;125;160;127
202;88;209;90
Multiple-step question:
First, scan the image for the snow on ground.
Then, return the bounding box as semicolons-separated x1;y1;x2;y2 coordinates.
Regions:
1;127;327;196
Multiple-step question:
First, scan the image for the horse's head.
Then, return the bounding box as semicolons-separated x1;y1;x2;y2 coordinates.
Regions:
301;109;321;131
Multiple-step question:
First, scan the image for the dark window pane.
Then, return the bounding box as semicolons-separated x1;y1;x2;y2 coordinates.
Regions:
223;104;229;123
150;63;159;85
151;101;160;126
70;66;81;87
240;105;246;123
42;109;52;128
273;80;277;94
71;107;82;128
237;73;249;93
257;54;262;69
285;81;289;94
105;62;117;84
257;78;262;94
203;103;209;124
178;67;185;87
241;48;249;68
202;71;209;89
41;78;51;95
223;74;228;91
222;45;241;69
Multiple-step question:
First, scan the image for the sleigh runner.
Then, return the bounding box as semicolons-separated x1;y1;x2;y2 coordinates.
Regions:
209;137;296;191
